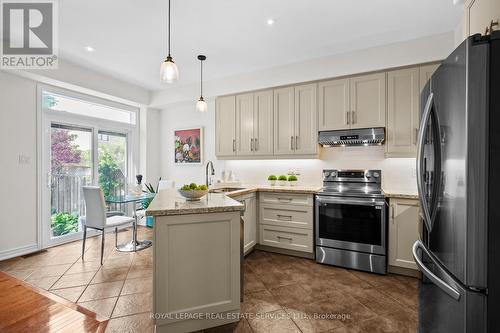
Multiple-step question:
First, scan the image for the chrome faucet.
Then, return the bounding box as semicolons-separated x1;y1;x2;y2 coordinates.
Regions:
205;161;215;187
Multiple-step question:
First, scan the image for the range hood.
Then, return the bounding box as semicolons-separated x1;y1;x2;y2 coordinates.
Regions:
318;127;385;147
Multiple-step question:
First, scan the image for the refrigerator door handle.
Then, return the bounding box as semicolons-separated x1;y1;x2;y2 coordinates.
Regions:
412;240;461;301
416;93;434;232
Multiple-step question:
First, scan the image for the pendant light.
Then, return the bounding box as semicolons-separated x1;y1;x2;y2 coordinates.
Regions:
196;55;208;113
160;0;179;83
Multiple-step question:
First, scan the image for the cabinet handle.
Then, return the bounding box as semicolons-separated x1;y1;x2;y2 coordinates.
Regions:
251;138;254;151
414;128;418;145
233;139;236;152
255;138;258;151
346;111;350;125
277;214;293;221
295;136;299;150
290;136;294;150
277;235;293;241
278;198;292;202
352;111;356;124
391;205;395;219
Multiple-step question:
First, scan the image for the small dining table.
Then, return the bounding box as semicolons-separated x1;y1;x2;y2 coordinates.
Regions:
105;192;155;252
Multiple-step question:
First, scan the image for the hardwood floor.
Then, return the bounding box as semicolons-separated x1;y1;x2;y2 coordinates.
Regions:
0;271;107;333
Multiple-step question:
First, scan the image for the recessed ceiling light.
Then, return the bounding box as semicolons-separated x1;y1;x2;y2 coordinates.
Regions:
267;18;275;26
84;46;95;52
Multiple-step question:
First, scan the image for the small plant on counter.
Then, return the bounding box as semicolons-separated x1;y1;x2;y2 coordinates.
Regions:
278;175;288;186
268;175;277;186
288;175;298;186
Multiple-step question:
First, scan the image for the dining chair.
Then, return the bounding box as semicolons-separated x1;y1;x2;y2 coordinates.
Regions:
81;186;135;265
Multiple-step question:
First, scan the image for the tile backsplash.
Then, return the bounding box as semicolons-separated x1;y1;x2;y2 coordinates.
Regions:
222;146;417;193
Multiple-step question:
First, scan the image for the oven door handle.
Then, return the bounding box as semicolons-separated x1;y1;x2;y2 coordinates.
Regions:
316;196;385;207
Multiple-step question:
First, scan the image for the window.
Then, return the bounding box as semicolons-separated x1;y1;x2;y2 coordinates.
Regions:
42;91;137;125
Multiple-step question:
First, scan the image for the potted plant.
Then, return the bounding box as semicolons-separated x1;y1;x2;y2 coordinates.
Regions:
288;175;298;186
142;182;158;228
278;175;288;186
268;175;277;186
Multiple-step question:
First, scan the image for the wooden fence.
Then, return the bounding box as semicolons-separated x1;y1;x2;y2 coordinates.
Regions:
51;166;125;216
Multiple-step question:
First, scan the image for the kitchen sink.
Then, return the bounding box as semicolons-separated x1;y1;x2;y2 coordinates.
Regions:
210;187;245;193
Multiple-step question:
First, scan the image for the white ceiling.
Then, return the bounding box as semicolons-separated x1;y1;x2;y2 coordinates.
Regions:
58;0;463;92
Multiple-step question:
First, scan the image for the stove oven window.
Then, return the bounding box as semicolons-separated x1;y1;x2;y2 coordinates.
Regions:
318;203;382;246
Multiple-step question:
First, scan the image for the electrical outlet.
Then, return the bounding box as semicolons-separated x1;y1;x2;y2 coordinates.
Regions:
18;154;30;165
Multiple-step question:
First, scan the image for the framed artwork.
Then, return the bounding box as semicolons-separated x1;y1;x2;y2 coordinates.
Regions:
174;127;203;164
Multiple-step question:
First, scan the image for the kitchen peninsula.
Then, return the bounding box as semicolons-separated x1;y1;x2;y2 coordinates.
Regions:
146;189;244;333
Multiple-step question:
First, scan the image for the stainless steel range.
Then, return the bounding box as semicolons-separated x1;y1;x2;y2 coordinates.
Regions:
315;169;387;274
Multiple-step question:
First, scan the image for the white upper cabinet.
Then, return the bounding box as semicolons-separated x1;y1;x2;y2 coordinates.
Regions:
274;85;318;156
216;61;439;159
215;96;236;157
465;0;500;37
236;93;254;156
419;64;439;96
273;87;295;155
253;90;274;156
386;68;420;157
294;83;318;155
318;78;349;131
318;74;386;131
349;73;386;129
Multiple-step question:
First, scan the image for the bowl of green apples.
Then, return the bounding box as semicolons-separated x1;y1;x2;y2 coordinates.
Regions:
178;183;209;201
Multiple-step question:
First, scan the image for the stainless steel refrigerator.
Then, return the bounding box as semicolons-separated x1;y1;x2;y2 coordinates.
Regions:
412;31;500;332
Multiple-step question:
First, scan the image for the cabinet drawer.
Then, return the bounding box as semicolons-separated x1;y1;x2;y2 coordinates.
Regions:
260;204;313;229
259;224;313;253
259;193;313;206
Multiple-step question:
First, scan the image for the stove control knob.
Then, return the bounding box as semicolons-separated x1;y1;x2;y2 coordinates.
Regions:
373;172;380;178
330;171;337;177
323;172;330;179
365;171;371;178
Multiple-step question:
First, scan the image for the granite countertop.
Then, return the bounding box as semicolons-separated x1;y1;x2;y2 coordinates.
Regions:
212;184;418;199
212;184;322;198
382;190;419;200
146;186;419;215
146;189;244;217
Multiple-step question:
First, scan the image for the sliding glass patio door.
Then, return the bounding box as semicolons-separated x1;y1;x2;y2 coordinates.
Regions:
49;124;93;239
41;88;136;247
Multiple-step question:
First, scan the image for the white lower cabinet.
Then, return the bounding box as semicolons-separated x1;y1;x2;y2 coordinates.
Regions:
259;224;313;253
258;193;314;254
234;193;257;255
388;198;420;271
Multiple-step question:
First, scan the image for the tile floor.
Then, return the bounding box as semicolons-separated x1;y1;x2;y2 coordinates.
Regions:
0;227;154;332
0;226;418;333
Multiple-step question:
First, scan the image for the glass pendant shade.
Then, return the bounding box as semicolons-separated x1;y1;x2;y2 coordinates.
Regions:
196;97;208;113
160;56;179;83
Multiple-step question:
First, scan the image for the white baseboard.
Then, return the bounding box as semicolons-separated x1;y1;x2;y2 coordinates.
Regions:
0;243;40;261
